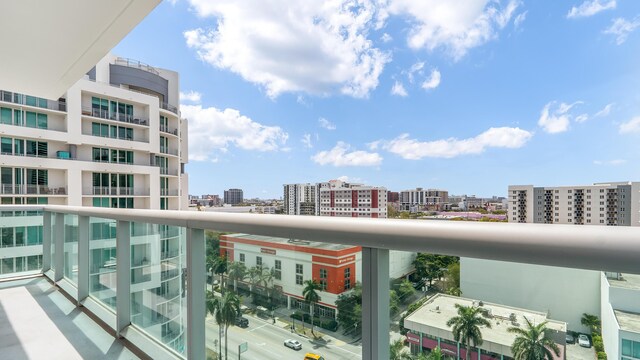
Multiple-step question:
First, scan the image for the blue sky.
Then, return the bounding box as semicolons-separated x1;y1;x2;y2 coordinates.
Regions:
114;0;640;199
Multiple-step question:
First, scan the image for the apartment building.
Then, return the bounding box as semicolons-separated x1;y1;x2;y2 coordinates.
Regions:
283;183;318;215
318;179;387;218
399;188;448;212
509;182;640;225
463;182;640;359
0;53;189;354
224;188;243;205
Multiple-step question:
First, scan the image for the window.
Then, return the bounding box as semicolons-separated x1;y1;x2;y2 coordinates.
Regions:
320;268;327;279
256;256;262;266
1;138;12;154
296;263;303;274
296;274;303;285
275;260;281;280
239;253;245;263
0;107;11;124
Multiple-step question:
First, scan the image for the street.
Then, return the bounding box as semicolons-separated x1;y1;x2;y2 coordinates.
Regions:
205;314;362;360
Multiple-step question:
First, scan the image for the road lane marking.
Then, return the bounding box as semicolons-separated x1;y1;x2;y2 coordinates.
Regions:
248;323;269;332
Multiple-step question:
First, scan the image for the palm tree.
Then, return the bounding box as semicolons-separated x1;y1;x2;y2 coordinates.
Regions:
508;317;561;360
445;304;492;360
214;255;228;292
247;265;263;297
227;261;247;293
581;313;601;334
206;255;217;293
412;347;443;360
302;279;322;336
208;291;240;360
390;338;412;360
206;291;223;359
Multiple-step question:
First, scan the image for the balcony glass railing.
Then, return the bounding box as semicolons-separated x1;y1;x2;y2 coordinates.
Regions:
160;125;179;136
0;205;638;360
86;187;150;196
113;57;160;76
82;106;148;126
0;90;66;112
0;184;67;195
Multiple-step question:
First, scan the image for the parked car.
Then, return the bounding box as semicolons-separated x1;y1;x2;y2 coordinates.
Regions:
565;334;575;344
284;339;302;350
578;334;591;348
235;316;249;328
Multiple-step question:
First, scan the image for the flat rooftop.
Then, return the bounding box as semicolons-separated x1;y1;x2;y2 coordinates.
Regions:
223;233;358;251
405;294;566;348
0;276;139;360
609;273;640;290
614;310;640;333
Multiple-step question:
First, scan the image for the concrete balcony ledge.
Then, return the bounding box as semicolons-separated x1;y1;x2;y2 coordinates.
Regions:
0;276;141;360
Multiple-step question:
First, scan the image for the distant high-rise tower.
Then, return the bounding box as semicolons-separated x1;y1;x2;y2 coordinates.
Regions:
283;183;318;215
224;188;243;205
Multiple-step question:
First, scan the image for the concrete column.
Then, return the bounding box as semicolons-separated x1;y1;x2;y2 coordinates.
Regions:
419;332;423;351
287;295;291;309
77;216;90;303
457;342;460;359
116;220;131;337
362;247;389;360
186;228;205;360
54;213;64;281
42;211;51;272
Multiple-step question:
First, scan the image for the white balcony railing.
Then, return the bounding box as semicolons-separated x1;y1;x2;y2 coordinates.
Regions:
1;205;639;360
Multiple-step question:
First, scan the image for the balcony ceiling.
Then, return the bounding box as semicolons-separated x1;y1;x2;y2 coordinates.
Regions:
0;0;160;99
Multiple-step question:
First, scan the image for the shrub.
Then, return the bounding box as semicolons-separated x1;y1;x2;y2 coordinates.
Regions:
593;339;604;353
597;351;607;360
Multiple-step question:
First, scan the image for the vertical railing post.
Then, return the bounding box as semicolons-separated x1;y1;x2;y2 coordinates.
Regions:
116;220;131;337
77;216;90;303
54;213;64;282
362;247;389;360
42;211;52;273
187;228;205;360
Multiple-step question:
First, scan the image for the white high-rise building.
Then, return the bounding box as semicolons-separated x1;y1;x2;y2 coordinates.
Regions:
509;182;640;225
399;188;449;212
0;53;189;353
0;53;188;210
283;183;318;215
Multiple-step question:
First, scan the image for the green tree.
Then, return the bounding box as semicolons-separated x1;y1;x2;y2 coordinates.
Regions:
446;304;492;360
581;313;601;334
208;291;240;360
388;205;400;218
390;289;400;316
426;347;443;360
414;253;459;287
206;255;227;293
400;297;428;335
206;291;223;359
442;262;461;296
335;282;362;335
227;261;247;293
390;338;412;360
303;279;322;336
508;317;561;360
397;279;416;305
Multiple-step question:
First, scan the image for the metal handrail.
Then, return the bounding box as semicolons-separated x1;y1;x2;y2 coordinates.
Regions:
34;205;640;274
81;106;148;126
0;90;66;112
113;57;160;76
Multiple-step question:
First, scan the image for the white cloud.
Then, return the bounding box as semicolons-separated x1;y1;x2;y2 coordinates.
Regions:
514;11;527;30
421;69;441;90
538;101;583;134
567;0;616;19
301;133;313;149
337;175;364;183
619;116;640;134
594;103;614;117
407;62;425;84
179;90;202;103
319;117;336;130
604;17;640;45
575;113;589;123
391;81;408;97
184;0;390;98
312;142;382;167
387;0;520;60
593;159;626;166
381;33;393;43
182;104;289;161
377;127;533;159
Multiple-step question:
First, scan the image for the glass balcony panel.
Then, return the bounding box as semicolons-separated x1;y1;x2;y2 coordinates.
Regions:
63;214;78;284
204;229;362;360
89;217;117;310
0;209;43;279
130;223;187;357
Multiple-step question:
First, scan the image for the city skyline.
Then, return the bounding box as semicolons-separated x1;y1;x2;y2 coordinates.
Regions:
114;1;640;199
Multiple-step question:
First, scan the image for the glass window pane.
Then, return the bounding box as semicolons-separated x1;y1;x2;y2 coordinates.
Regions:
14;139;23;155
25;112;36;127
25;96;37;107
92;123;100;136
633;340;640;358
1;137;12;154
37;113;47;128
13;110;22;126
1;107;12;124
89;217;117;310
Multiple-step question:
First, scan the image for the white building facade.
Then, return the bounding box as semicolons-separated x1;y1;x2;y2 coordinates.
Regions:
318;179;388;218
399;188;449;212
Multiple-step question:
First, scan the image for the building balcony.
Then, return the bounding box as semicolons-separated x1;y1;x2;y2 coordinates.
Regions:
0;90;67;112
160;125;179;136
84;187;150;196
160;102;179;115
0;205;638;360
82;107;148;126
0;184;67;195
